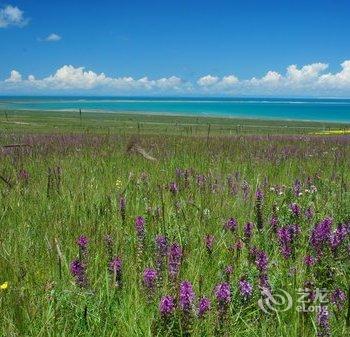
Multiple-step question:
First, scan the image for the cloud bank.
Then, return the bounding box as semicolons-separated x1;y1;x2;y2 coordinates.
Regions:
0;5;28;28
2;61;350;96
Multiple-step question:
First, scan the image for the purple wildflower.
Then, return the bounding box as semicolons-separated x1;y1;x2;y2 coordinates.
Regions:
225;218;237;232
304;255;316;267
215;282;231;305
255;188;264;229
317;306;330;337
329;223;348;251
169;182;178;195
155;235;168;278
259;273;271;290
330;288;346;309
198;297;211;317
168;243;183;280
109;256;122;273
76;235;88;249
270;215;279;232
255;250;268;272
234;239;244;251
143;268;158;291
241;180;250;200
70;259;84;277
76;235;88;259
205;234;214;254
155;235;168;255
277;225;300;259
224;265;233;281
310;217;332;252
249;246;258;262
109;256;123;288
215;283;231;326
305;207;314;219
179;281;195;312
244;222;254;241
256;188;264;200
70;259;87;287
293;179;302;196
239;279;253;300
159;295;175;317
290;203;301;217
135;216;145;239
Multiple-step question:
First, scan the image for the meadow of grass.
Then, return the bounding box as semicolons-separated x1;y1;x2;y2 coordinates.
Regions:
0;110;349;336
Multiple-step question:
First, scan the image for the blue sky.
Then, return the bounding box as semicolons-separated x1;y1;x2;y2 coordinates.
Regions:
1;0;350;96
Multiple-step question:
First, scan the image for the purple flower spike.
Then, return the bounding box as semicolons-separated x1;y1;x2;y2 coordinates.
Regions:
168;243;183;280
224;265;233;280
244;222;254;240
277;224;300;259
215;282;231;304
330;288;346;309
70;259;84;276
304;255;316;267
198;297;211;317
255;250;268;272
70;259;87;287
310;217;332;252
155;235;168;276
156;235;168;255
317;306;330;337
305;207;314;219
290;203;301;217
329;223;348;251
109;256;122;273
255;188;264;200
135;216;145;239
270;214;278;230
143;268;158;290
179;281;195;312
169;182;178;195
225;218;237;232
76;235;88;248
239;279;253;300
259;273;271;290
255;188;264;229
159;295;175;317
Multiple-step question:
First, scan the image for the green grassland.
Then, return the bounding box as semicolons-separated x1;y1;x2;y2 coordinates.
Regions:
1;109;349;135
0;110;349;336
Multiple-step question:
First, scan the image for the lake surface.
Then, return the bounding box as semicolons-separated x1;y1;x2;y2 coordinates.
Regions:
1;96;350;123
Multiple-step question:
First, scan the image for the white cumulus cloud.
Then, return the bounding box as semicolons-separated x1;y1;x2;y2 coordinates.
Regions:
0;5;28;28
2;61;350;96
197;75;219;86
44;33;62;42
5;70;22;82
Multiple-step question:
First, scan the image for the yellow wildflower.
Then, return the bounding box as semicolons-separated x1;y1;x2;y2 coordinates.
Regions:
0;282;8;290
115;179;122;189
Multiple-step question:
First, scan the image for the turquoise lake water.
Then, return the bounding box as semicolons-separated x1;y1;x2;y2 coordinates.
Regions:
1;97;350;123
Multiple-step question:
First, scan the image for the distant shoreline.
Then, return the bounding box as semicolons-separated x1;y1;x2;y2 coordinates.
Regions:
1;108;350;128
1;107;350;125
1;96;350;124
